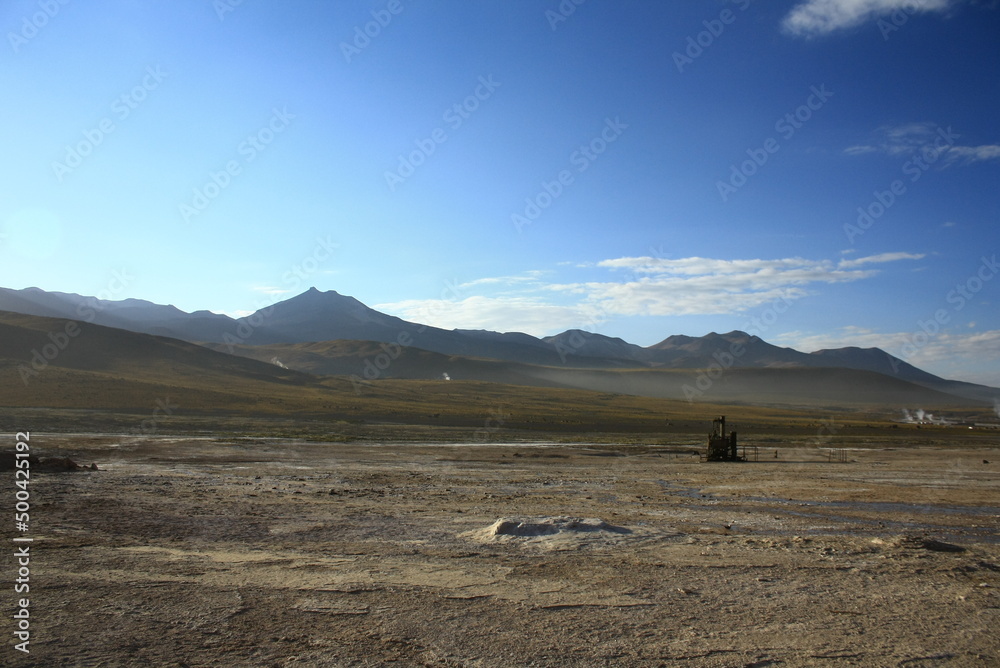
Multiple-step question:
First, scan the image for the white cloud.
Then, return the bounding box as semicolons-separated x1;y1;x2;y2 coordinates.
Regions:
375;295;590;335
588;256;880;315
378;253;920;334
782;0;955;37
844;145;878;156
837;252;925;268
564;280;812;318
944;144;1000;165
251;286;292;295
457;270;548;290
597;256;827;276
374;254;1000;386
845;122;1000;166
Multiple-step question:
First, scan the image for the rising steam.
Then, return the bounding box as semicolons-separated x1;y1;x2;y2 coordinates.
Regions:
900;408;951;425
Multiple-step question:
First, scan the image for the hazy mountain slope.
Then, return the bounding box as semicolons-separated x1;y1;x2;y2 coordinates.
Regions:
237;288;613;367
4;311;832;432
0;313;379;420
0;287;80;319
517;365;976;407
203;339;575;390
543;330;653;363
646;331;810;368
204;335;982;409
1;286;608;366
807;346;941;383
0;286;286;344
2;287;997;404
0;311;315;389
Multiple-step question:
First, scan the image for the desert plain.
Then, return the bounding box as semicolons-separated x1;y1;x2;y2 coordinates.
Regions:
4;414;999;667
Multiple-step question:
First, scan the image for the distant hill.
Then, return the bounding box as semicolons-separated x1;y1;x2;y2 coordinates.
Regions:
0;286;607;367
11;311;901;433
0;286;286;344
0;311;323;411
1;286;998;406
207;336;984;409
646;331;807;368
240;288;597;366
543;329;653;364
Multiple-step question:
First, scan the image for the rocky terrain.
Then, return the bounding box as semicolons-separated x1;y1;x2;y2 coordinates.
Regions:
7;434;999;666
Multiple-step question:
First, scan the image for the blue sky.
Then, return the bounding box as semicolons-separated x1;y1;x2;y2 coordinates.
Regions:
2;0;999;385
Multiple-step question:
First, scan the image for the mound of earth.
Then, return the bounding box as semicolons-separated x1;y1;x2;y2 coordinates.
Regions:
462;516;643;550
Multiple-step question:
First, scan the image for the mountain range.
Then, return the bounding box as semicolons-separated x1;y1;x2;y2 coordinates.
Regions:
1;285;997;408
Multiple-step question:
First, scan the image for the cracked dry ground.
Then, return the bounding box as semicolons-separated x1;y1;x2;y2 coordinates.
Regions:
5;437;1000;667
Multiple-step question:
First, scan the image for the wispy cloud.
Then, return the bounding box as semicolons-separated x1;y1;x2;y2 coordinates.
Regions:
845;122;1000;166
780;327;1000;365
576;253;923;318
773;326;898;352
457;270;549;290
377;253;921;335
596;256;828;276
837;251;925;269
376;295;591;335
945;144;1000;165
782;0;956;37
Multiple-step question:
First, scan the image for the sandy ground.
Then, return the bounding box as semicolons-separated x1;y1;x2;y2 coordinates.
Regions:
4;435;1000;667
